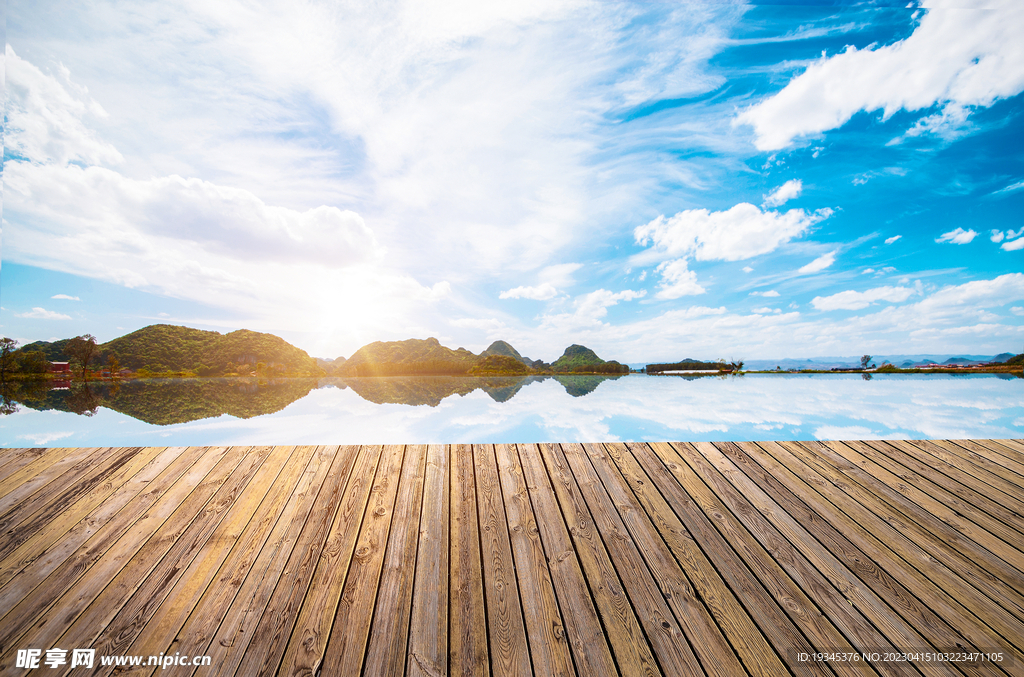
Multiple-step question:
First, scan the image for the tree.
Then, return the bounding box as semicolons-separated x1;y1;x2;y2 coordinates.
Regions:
107;354;122;377
17;350;50;375
0;338;18;382
66;334;99;380
860;354;872;370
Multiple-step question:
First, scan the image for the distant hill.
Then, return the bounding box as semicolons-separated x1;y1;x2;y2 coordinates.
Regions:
338;337;479;376
991;353;1016;363
17;324;323;377
551;344;628;374
1007;354;1024;366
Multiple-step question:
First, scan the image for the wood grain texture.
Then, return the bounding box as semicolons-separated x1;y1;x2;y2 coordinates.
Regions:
0;441;1021;677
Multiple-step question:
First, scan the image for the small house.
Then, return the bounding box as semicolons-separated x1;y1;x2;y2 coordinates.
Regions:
49;362;71;374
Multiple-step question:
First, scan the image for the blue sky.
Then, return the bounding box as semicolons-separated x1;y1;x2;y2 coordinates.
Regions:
2;0;1022;363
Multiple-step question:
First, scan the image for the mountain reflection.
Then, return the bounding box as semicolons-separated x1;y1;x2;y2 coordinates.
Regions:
2;373;626;425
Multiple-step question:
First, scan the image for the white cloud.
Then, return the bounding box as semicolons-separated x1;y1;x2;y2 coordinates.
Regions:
749;290;780;297
742;266;753;273
936;227;977;244
811;285;916;311
751;307;781;314
540;288;646;330
16;307;73;320
5;46;123;167
991;180;1024;196
51;294;81;301
1002;238;1024;252
798;250;837;274
885;235;902;245
634;203;832;263
863;268;876;275
653;259;706;299
735;0;1024;149
991;230;1005;242
762;179;802;208
499;283;559;301
1011;307;1024;316
19;431;75;446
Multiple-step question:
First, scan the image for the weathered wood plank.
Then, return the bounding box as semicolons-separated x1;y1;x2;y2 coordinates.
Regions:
681;442;920;677
516;444;618;677
0;445;179;590
231;445;361;677
875;440;1024;541
472;443;532;677
538;442;661;677
943;439;1024;482
278;444;385;677
0;447;51;487
196;445;343;677
320;445;407;677
362;444;429;677
494;443;575;677
165;444;320;670
978;439;1024;465
580;443;745;677
722;442;995;677
112;446;301;677
558;441;708;676
750;440;1024;672
608;442;798;677
0;445;235;663
778;441;1024;657
408;444;451;677
906;440;1024;513
625;442;832;677
448;443;490;677
0;446;113;530
55;446;275;674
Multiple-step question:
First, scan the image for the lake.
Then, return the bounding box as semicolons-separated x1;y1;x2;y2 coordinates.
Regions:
1;372;1021;447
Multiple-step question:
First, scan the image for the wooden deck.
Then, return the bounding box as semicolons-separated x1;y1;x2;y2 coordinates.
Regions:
0;440;1023;676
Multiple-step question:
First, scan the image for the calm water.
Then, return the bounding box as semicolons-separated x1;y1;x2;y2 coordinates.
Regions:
1;373;1021;447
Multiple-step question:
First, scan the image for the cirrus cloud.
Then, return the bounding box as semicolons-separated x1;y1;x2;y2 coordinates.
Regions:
16;307;73;320
812;285;916;311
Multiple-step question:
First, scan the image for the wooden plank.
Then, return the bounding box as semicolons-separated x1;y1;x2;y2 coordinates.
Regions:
538;442;661;677
0;447;84;497
625;442;832;677
834;441;1024;581
231;445;362;677
777;441;1024;653
982;439;1024;463
516;444;617;677
0;447;51;487
906;440;1024;510
944;439;1024;481
320;445;407;677
408;444;451;677
472;444;532;677
0;446;113;528
876;440;1024;541
681;442;923;677
52;445;275;671
561;440;704;675
721;442;997;677
362;444;429;677
608;442;803;677
580;443;746;677
0;445;233;660
820;441;1024;601
750;440;1024;672
0;445;179;590
0;446;149;564
108;446;301;677
194;445;345;677
448;443;490;677
165;444;320;669
277;444;385;677
494;443;575;677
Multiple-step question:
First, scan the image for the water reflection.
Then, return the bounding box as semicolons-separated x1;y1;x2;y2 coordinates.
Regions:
1;373;1021;446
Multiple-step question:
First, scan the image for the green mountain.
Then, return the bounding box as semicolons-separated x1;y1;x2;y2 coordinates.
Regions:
19;324;323;377
1007;354;1024;366
550;344;628;374
338;337;479;376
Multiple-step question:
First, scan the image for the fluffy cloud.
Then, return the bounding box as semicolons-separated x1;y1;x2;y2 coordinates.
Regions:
654;259;705;299
812;285;916;311
16;307;72;320
634;203;832;263
885;235;902;245
499;283;558;301
762;179;802;208
736;0;1024;149
1001;237;1024;252
749;290;780;297
798;250;836;274
5;46;123;167
540;288;646;330
936;228;977;244
51;294;81;301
